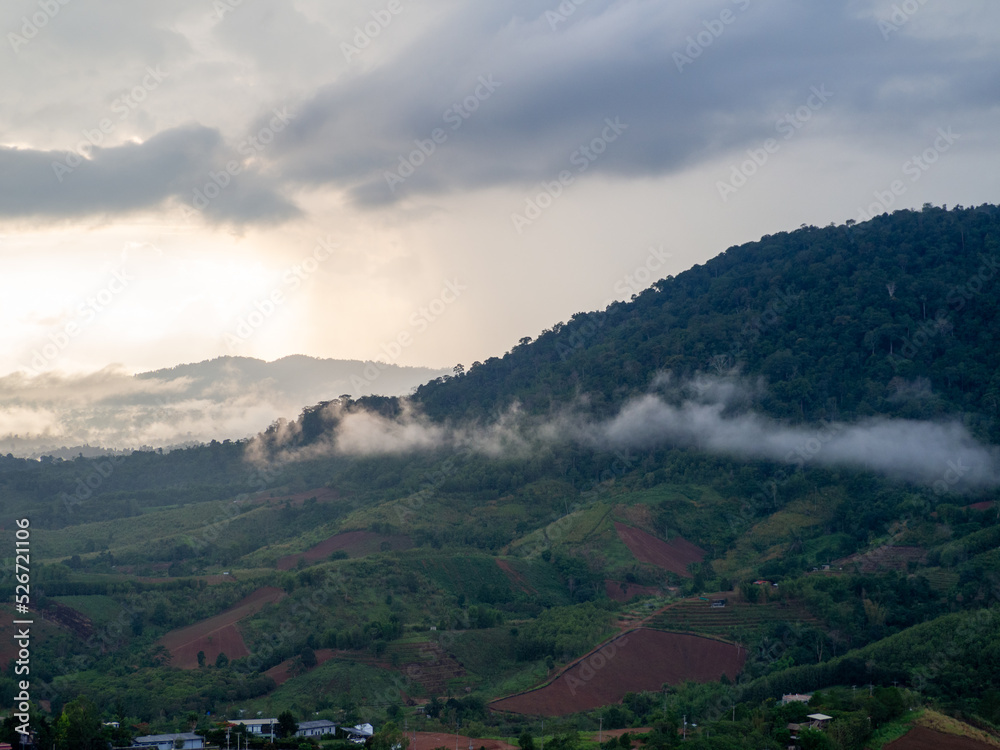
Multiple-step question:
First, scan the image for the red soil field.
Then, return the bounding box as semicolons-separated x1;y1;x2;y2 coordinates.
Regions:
490;628;744;716
157;587;286;669
886;726;998;750
133;574;236;585
264;648;337;685
253;487;340;507
409;733;516;750
614;523;705;578
967;500;996;512
277;530;412;570
604;580;661;602
496;559;536;594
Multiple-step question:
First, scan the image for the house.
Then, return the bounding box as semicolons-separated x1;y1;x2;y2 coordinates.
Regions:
295;720;338;738
780;693;812;705
133;733;205;750
228;719;278;735
710;599;727;608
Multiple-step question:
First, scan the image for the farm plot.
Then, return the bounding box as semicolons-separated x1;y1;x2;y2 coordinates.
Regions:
489;628;744;716
648;597;821;637
265;648;337;686
604;580;661;602
388;640;467;694
411;733;515;750
156;587;286;669
835;544;926;573
613;523;704;578
886;726;999;750
277;530;412;570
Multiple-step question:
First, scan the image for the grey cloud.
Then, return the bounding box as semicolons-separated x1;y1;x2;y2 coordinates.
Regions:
0;124;298;224
265;0;1000;206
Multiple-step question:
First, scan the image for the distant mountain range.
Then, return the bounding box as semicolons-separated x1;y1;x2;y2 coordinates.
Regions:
0;355;448;458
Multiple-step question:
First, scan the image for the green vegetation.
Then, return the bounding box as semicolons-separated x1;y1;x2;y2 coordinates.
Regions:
0;206;999;745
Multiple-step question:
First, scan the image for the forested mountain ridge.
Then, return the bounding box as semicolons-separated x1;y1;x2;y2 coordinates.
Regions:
414;204;1000;439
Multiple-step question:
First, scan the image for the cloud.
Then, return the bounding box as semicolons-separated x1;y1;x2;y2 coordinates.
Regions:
0;356;446;458
256;376;1000;493
266;0;1000;206
4;1;1000;224
588;393;998;490
0;125;298;225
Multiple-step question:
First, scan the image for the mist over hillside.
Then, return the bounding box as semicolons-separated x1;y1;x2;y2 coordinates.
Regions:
0;355;448;458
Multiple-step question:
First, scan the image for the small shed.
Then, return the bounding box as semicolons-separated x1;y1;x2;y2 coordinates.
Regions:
807;713;833;729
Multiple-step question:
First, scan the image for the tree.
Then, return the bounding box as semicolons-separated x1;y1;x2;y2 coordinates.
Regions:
215;652;229;668
277;711;299;738
798;728;833;750
55;697;103;750
518;732;535;750
372;722;408;750
300;646;317;668
197;650;206;667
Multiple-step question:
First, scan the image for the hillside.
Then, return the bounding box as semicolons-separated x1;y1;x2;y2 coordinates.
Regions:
1;205;999;749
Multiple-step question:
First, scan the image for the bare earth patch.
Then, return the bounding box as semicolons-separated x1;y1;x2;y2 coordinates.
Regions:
277;530;412;570
489;628;744;716
156;586;286;669
614;523;705;578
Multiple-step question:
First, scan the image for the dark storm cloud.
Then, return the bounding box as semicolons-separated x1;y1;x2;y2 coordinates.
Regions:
0;124;298;224
267;0;1000;206
7;1;998;222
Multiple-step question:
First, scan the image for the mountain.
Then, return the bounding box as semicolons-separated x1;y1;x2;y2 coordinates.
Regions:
0;355;449;458
1;205;999;746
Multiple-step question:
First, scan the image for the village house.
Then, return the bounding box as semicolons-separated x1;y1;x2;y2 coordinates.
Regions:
132;732;205;750
228;719;278;736
780;693;812;705
295;720;338;738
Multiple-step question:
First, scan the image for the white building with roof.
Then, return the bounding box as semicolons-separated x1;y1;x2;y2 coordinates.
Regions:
133;732;204;750
228;719;277;735
296;720;338;738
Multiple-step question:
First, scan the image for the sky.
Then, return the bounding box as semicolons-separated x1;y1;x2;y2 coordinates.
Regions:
2;0;999;383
